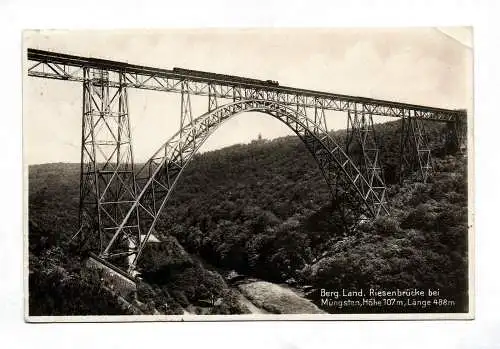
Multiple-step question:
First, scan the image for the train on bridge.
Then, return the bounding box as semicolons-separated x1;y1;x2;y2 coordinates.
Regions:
27;48;467;281
172;67;280;87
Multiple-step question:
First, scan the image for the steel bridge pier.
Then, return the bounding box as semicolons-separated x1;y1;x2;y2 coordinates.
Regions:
27;48;467;277
77;68;142;270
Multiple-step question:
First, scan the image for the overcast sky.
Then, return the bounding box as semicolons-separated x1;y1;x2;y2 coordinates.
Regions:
23;28;472;164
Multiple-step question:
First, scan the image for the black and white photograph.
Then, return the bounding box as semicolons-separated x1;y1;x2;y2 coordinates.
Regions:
23;28;473;321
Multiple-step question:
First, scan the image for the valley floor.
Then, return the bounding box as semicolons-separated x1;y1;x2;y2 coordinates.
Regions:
236;280;324;314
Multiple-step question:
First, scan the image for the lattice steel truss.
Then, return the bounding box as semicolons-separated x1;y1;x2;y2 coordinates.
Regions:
400;110;433;182
101;99;387;272
76;68;141;266
27;49;464;122
27;48;468;275
345;107;386;216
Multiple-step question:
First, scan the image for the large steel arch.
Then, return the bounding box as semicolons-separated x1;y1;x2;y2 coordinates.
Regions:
101;99;387;272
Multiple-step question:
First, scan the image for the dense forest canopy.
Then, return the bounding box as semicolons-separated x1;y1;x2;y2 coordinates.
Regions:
28;119;468;315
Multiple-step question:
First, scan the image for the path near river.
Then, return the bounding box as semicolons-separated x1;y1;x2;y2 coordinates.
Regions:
190;254;323;314
236;280;324;314
236;292;270;314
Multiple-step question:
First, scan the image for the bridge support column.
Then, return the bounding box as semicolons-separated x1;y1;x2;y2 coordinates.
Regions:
180;80;193;140
313;98;328;134
445;111;467;153
399;110;433;183
345;107;386;216
456;112;467;151
77;67;141;271
208;83;218;112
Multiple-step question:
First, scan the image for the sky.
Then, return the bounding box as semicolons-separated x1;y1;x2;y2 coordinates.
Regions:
23;28;473;164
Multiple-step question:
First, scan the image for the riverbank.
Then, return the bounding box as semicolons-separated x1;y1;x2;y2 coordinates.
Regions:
190;254;322;314
236;280;324;314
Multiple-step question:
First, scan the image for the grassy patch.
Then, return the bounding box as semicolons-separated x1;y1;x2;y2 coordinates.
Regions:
238;281;324;314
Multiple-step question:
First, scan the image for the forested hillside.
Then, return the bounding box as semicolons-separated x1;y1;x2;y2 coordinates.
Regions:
28;119;468;315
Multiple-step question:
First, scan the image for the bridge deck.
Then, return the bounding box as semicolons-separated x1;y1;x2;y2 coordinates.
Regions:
27;48;465;122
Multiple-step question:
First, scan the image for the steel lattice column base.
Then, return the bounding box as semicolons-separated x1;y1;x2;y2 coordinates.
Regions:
77;67;141;272
86;253;137;297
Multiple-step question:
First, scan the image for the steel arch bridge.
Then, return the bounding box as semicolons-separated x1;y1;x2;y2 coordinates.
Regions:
27;48;467;277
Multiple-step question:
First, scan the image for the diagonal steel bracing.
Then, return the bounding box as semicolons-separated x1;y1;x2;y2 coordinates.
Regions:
26;48;468;276
345;107;387;216
400;110;433;183
102;99;387;273
77;68;141;265
27;49;465;122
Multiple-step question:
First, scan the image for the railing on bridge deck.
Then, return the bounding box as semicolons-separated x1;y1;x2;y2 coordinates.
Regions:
27;48;467;276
